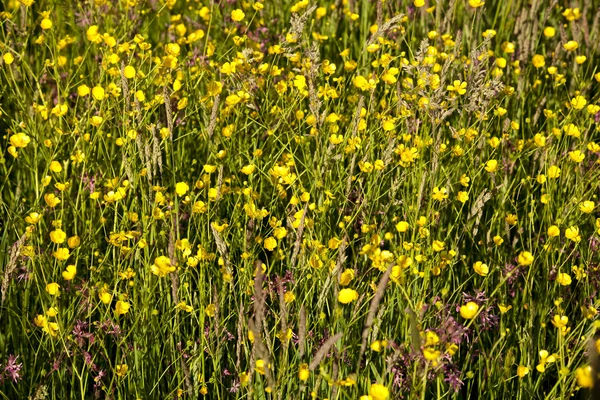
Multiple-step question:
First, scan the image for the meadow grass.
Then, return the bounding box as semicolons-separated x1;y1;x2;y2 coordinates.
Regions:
1;0;600;398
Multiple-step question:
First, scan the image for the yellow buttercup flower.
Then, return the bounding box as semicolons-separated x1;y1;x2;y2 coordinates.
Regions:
231;9;245;22
460;302;479;319
46;282;60;296
10;133;31;148
49;229;67;244
517;365;529;378
40;18;52;30
115;301;130;315
565;226;581;243
447;80;467;95
53;248;70;261
115;364;129;377
484;159;498;173
338;288;359;304
151;256;176;277
175;182;189;196
563;40;578;51
298;363;310;381
568;150;585;163
556;273;571;286
579;201;594;213
473;261;489;276
571;96;587;110
123;65;136;79
62;265;76;280
3;53;14;65
575;366;594;388
263;237;277;251
517;251;533;266
369;383;389;400
547;226;560;237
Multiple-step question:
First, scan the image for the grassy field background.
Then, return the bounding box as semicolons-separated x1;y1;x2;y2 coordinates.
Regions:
1;0;600;398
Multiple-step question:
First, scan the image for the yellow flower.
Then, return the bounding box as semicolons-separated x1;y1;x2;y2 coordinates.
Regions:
68;236;81;248
432;187;448;201
543;27;555;37
459;302;479;319
563;8;581;21
531;54;545;68
263;237;277;251
547;225;560;237
395;221;409;232
565;226;581;243
62;265;77;280
123;65;136;79
353;75;377;91
298;363;310;381
547;165;560;178
517;251;533;266
423;347;441;361
53;248;70;261
413;0;425;7
579;201;594;213
484;159;498;173
564;123;580;137
25;212;42;224
49;160;62;173
175;182;189;196
338;288;359;304
49;229;67;244
457;191;469;203
568;150;585;163
3;52;14;65
241;164;256;175
91;87;105;103
78;85;90;96
369;383;389;400
34;314;59;336
165;43;180;56
115;364;129;377
563;40;578;51
371;340;384;352
468;0;484;7
205;304;216;317
517;365;529;378
556;273;571;286
10;133;31;148
40;18;52;30
571;96;587;110
339;269;355;286
231;9;245;22
176;301;193;313
46;282;60;296
432;240;445;252
46;307;58;317
551;314;568;328
505;214;518;226
255;359;267;375
115;301;130;315
498;304;512;314
447;80;467;95
151;255;176;277
575;366;593;388
473;261;489;276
